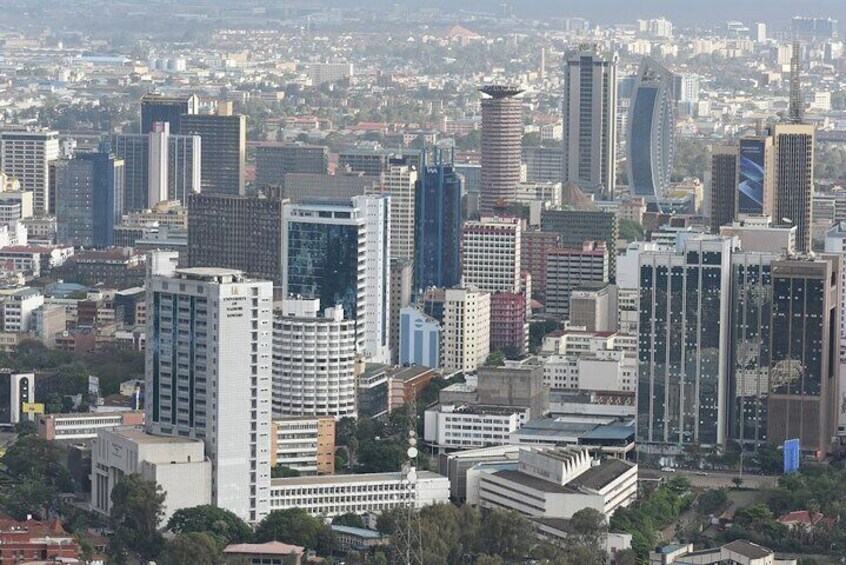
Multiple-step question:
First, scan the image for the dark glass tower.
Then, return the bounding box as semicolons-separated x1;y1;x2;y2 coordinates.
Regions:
140;93;198;134
415;148;463;290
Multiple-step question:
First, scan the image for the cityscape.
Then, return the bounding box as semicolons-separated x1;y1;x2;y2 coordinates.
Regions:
0;1;845;564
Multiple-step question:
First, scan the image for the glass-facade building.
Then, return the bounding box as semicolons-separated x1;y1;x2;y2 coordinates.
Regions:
415;149;463;290
627;58;674;202
638;236;731;451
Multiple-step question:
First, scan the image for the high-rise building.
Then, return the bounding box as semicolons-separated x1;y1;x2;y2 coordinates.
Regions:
561;45;618;197
338;148;395;177
389;258;413;364
180;103;246;195
490;292;528;355
773;124;815;253
461;217;522;294
112;127;201;212
55;149;125;248
522;146;563;184
140;92;198;134
540;208;618;281
187;193;284;284
638;236;732;451
738;135;775;217
0;127;60;215
282;195;391;363
441;288;490;374
146;267;273;523
709;145;739;232
791;17;838;41
271;298;357;419
768;256;840;454
627;58;675;202
399;307;440;369
520;230;561;299
479;85;523;216
415;149;463;290
545;242;609;320
254;143;328;189
369;156;417;262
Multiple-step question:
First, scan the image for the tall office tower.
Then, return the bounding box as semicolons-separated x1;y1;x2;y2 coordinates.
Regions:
561;45;618;197
389;259;413;364
415;148;463;290
791;17;838;41
768;256;840;455
709;145;739;232
729;251;777;447
789;41;804;125
540;208;618;282
773;123;815;253
0;127;60;215
180;102;246;195
755;23;767;43
545;242;609;320
441;288;491;374
282;195;391;363
461;217;522;294
737;135;775;217
627;58;675;203
638;236;732;451
369;156;417;262
146;267;273;523
479;85;523;216
825;222;846;355
112;127;201;212
254;143;328;189
54;149;124;248
272;298;357;419
187;193;284;284
140;92;198;134
338;148;395;177
520;230;560;299
522;146;563;183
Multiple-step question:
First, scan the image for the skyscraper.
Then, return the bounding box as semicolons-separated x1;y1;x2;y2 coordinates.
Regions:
415;148;463;290
638;236;732;450
737;135;775;217
709;145;739;232
140;92;198;134
282;195;391;363
561;45;618;197
773;124;815;253
0;127;59;215
180;102;246;195
146;266;273;523
479;85;523;216
441;288;491;374
545;242;609;320
461;217;522;294
627;58;675;203
540;208;618;282
55;148;124;248
254;143;328;190
369;156;417;262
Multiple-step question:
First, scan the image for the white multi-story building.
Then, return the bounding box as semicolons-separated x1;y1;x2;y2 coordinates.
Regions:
2;288;44;332
467;447;637;520
461;217;522;294
371;160;417;262
0;127;60;215
271;416;335;475
37;410;144;441
616;288;638;335
91;428;211;524
541;328;636;359
424;404;530;449
146;267;273;523
441;288;491;374
272;298;357;419
542;351;636;392
269;471;449;518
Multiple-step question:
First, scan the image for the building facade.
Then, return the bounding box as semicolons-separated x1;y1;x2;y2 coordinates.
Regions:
441;288;491;374
480;86;523;215
773;124;815;253
180;105;246;195
399;307;441;368
271;416;335;475
0;127;60;215
461;217;522;294
545;242;609;320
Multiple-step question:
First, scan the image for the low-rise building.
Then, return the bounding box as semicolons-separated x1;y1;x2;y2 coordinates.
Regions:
91;428;212;524
37;410;144;441
269;471;450;518
649;540;797;565
1;287;44;332
331;525;390;552
223;541;305;565
542;351;636;392
399;307;440;368
270;416;335;475
387;365;436;413
467;447;637;520
424;404;530;450
0;517;80;563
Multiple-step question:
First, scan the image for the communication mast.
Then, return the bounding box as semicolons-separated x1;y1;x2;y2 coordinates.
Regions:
391;388;423;565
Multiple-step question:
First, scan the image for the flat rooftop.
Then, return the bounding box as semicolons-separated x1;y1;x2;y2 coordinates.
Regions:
110;428;201;445
271;470;444;487
570;459;636;491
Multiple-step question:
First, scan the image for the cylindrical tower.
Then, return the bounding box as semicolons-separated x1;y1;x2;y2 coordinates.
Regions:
479;85;523;216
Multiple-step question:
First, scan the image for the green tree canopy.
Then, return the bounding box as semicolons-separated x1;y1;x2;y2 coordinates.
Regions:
108;475;166;563
157;532;223;565
331;513;365;529
254;508;335;555
167;504;253;544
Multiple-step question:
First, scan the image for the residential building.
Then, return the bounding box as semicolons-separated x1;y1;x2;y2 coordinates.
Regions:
480;85;523;215
180;103;246;195
399;307;440;369
146;268;273;523
562;45;617;196
309;62;353;86
91;428;211;524
271;298;357;419
545;242;609;320
271;416;335;475
461;217;522;294
268;471;450;518
37;411;144;441
441;288;490;373
0;127;60;215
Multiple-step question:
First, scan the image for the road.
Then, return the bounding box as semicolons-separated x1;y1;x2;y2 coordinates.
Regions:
640;469;780;490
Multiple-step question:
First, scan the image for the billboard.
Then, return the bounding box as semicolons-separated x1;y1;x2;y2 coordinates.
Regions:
738;139;766;215
783;438;800;474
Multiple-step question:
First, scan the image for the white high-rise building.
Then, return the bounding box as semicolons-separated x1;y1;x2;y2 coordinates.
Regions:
461;217;522;294
146;267;273;523
272;298;357;419
282;195;390;364
371;159;417;262
0;127;60;215
442;288;491;373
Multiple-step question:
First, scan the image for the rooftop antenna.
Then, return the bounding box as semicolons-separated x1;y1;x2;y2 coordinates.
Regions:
391;387;423;565
789;40;804;124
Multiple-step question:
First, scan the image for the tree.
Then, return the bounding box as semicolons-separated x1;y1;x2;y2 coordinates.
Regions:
478;509;533;561
567;508;607;560
157;532;223;565
615;549;638;565
332;513;365;529
355;440;405;473
618;219;645;242
167;505;253;544
485;351;505;367
255;508;336;555
271;465;301;478
732;476;744;488
108;475;166;563
2;477;54;520
697;489;728;515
